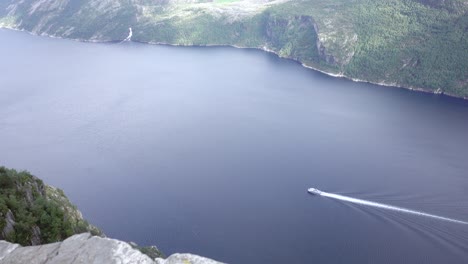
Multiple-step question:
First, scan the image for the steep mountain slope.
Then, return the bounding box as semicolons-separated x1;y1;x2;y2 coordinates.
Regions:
0;166;167;260
0;167;101;246
0;0;467;98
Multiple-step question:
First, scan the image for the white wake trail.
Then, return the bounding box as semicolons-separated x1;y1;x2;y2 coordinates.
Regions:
319;192;468;225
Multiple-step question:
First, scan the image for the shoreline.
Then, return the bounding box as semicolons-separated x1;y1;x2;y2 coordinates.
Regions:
1;26;466;101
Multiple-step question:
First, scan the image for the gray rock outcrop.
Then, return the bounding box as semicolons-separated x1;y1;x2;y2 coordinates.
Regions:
1;210;15;238
0;233;223;264
155;253;223;264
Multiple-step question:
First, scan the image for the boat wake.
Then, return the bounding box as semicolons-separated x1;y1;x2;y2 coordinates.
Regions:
317;191;468;225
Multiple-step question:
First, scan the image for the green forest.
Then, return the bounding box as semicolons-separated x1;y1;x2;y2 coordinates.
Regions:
0;167;101;246
0;0;467;97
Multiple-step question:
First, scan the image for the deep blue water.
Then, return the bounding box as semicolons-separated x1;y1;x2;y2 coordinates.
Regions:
1;29;468;264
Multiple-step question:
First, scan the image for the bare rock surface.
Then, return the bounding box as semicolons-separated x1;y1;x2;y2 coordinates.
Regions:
155;253;223;264
0;233;222;264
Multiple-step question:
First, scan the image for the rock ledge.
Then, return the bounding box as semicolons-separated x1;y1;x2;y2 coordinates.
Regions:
0;233;222;264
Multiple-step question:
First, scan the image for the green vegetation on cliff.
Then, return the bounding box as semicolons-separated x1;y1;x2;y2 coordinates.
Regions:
0;166;164;259
0;0;466;97
0;167;101;246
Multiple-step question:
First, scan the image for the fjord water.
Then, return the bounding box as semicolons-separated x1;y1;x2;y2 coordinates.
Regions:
1;29;468;263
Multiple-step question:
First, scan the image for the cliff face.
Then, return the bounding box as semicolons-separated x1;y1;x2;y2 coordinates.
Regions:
263;14;324;63
0;166;219;262
0;167;101;246
0;0;466;98
0;233;222;264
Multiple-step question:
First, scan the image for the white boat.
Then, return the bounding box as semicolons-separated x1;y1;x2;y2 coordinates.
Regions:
308;188;322;195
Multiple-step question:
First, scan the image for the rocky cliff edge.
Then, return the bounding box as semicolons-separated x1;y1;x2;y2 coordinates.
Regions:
0;233;223;264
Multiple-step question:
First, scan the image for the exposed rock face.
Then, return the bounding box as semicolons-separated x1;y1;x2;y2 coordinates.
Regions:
0;233;222;264
1;210;15;239
263;13;323;64
30;226;41;246
155;253;223;264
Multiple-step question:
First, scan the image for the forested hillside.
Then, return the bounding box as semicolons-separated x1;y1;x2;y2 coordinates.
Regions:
1;0;466;97
0;166;164;258
0;167;101;246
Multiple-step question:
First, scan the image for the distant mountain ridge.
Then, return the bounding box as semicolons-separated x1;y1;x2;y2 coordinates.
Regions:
0;0;467;98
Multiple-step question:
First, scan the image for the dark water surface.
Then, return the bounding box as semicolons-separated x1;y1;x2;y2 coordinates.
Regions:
1;29;468;264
